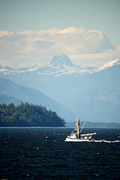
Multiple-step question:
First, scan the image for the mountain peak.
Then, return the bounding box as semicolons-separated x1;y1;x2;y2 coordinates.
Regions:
50;55;74;67
98;59;120;71
0;65;13;71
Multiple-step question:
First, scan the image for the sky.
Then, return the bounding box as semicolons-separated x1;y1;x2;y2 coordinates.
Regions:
0;0;120;68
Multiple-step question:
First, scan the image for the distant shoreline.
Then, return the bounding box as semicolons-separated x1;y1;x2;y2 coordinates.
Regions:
66;121;120;129
0;126;120;129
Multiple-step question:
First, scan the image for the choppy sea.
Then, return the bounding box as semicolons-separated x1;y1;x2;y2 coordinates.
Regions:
0;127;120;180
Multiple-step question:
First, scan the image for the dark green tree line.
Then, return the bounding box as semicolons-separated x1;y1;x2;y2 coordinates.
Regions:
0;103;65;127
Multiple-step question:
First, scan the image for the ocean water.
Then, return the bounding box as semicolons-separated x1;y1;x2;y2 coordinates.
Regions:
0;128;120;180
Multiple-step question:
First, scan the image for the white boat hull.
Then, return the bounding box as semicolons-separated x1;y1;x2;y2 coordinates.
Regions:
65;138;89;142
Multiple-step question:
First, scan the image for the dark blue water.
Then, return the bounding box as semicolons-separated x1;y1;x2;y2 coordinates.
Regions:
0;128;120;180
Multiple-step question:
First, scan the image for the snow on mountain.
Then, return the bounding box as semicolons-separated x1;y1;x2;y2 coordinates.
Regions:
0;55;119;77
36;55;76;76
17;65;38;72
36;55;97;76
0;55;96;76
47;55;76;75
98;59;120;71
0;65;38;75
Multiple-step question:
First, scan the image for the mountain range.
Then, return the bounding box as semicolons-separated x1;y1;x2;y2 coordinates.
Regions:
0;55;120;123
0;78;75;122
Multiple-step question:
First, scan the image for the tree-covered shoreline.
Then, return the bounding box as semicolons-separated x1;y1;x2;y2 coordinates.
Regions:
0;103;65;127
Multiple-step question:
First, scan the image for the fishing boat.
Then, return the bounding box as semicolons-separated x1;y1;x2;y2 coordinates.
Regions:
65;118;96;142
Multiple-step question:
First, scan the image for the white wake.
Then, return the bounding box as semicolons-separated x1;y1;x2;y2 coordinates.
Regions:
91;139;120;143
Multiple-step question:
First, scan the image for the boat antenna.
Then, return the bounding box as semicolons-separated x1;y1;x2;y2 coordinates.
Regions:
80;121;86;133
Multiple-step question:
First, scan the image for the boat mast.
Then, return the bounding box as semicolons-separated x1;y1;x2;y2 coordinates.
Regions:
76;118;80;139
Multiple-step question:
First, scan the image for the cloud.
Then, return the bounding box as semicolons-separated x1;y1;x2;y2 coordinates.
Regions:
0;31;14;37
80;30;114;53
33;40;55;50
0;27;119;68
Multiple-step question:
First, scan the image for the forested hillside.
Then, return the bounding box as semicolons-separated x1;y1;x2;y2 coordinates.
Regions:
0;103;65;127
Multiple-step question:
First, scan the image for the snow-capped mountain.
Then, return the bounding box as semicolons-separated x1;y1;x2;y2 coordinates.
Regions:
0;54;97;76
36;55;78;76
0;55;120;123
0;55;120;77
37;55;98;75
98;59;120;71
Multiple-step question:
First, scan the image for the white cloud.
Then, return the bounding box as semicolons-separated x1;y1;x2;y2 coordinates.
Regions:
58;27;85;34
0;31;14;37
0;27;119;68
